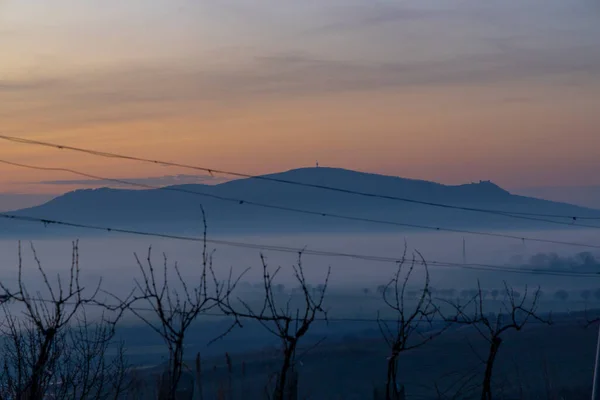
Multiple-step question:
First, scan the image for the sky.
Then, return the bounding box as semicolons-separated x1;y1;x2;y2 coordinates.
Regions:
2;0;600;197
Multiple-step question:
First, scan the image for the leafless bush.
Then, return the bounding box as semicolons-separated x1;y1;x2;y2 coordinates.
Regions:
432;365;481;400
101;210;242;400
222;252;330;400
49;311;130;400
0;241;128;400
443;281;550;400
375;249;442;400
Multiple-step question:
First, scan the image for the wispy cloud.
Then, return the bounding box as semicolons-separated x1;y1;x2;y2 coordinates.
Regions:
2;0;600;191
308;2;448;34
0;77;60;92
2;0;600;130
5;42;600;108
2;40;599;135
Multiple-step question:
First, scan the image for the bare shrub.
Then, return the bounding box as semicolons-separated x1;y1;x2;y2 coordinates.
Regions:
376;249;442;400
0;241;128;400
222;253;330;400
100;210;242;400
444;281;550;400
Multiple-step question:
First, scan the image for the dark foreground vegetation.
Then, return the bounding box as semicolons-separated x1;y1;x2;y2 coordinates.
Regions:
0;221;597;400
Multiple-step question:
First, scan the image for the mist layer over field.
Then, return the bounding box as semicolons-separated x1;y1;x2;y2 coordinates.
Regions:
1;228;597;311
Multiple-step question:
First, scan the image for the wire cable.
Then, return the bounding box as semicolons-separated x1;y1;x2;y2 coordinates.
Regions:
2;134;600;223
2;158;600;250
1;212;598;278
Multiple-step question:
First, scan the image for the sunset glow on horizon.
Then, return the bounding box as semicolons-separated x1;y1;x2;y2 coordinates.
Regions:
2;0;600;195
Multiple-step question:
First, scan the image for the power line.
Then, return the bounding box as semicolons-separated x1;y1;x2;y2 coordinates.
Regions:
2;134;600;223
1;212;598;278
3;158;600;251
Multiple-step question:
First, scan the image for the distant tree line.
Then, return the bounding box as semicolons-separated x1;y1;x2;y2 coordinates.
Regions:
512;251;600;272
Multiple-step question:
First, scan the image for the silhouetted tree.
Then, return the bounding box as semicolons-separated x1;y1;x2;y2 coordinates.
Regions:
102;209;240;400
581;290;592;302
554;290;569;302
50;312;130;400
275;284;286;294
444;281;550;400
0;241;129;400
223;253;330;400
491;290;499;301
377;249;443;400
406;290;417;299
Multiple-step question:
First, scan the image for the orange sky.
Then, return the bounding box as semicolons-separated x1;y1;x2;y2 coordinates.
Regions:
2;0;600;194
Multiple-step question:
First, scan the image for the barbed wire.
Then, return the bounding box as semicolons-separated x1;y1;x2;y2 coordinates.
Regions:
1;212;599;278
2;158;600;251
2;134;599;225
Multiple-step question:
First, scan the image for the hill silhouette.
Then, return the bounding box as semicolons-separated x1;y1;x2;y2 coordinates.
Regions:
2;167;599;236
